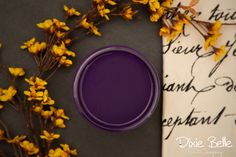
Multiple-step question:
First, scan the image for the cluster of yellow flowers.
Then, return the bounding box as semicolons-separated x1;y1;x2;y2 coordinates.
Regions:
48;144;77;157
203;20;226;61
21;38;47;54
0;67;25;104
37;18;70;38
160;14;191;42
132;0;173;22
23;76;70;128
204;20;222;50
4;135;39;155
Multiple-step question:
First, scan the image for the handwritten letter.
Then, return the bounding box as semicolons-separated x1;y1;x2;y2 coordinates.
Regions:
162;0;236;156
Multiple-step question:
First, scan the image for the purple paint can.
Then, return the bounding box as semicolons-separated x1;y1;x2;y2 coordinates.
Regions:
73;45;160;131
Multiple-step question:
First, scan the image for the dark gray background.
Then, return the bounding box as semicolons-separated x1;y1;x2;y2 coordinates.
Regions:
0;0;163;156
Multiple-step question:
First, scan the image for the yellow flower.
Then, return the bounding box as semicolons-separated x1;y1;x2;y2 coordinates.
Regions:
63;5;81;17
41;107;54;119
204;33;221;50
54;109;69;120
0;129;5;141
37;19;54;31
7;135;26;144
52;42;75;58
122;6;138;21
0;86;17;102
161;0;173;8
105;0;116;5
53;18;70;31
97;4;110;20
214;45;226;61
28;42;47;54
24;88;44;101
32;105;43;114
64;38;72;45
42;90;55;105
25;77;47;90
40;130;60;142
65;50;76;57
132;0;149;4
48;148;68;157
209;20;221;35
150;11;162;22
80;16;90;29
60;144;77;156
90;24;102;36
56;31;67;38
173;20;184;31
8;67;25;77
149;0;160;12
59;56;73;67
20;38;36;49
159;26;171;37
53;118;66;128
20;140;39;155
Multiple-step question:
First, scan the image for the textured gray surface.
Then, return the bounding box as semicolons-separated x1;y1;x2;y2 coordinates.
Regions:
0;0;163;156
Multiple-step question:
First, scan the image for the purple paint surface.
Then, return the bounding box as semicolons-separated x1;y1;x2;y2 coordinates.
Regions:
73;46;159;131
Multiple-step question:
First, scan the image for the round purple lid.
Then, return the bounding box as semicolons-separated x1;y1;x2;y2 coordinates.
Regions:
73;45;160;131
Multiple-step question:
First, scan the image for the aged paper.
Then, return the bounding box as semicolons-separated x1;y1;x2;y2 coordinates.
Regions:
162;0;236;156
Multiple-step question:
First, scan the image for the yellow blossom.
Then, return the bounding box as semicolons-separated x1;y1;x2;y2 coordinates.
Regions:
37;19;54;31
7;135;26;144
149;0;160;12
52;43;67;57
65;50;76;57
0;86;17;102
214;45;226;62
40;130;60;142
105;0;116;5
63;5;81;17
90;24;102;36
59;56;73;67
159;26;171;37
97;4;110;20
64;38;72;45
8;67;25;77
42;90;55;105
80;16;90;29
21;38;46;54
20;38;36;49
54;109;69;120
53;118;66;128
48;148;68;157
150;11;162;22
161;0;173;8
132;0;149;4
41;108;54;119
122;6;138;21
53;18;70;31
209;20;221;35
60;144;77;155
0;129;5;141
24;88;44;101
28;42;47;54
25;77;47;90
20;140;39;155
204;33;221;50
32;105;43;114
